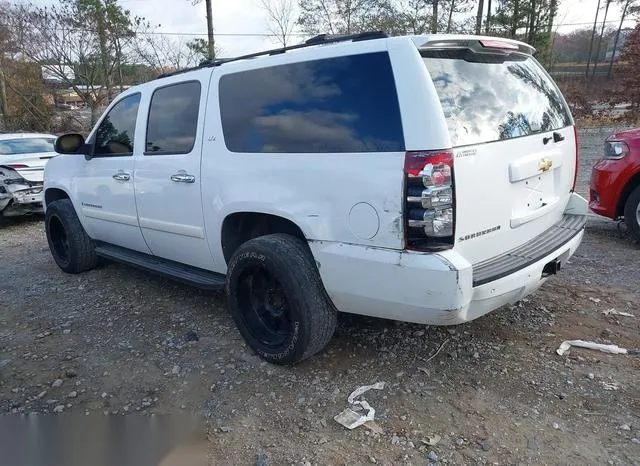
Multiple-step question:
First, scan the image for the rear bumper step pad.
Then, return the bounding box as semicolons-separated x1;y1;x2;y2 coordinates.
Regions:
472;214;586;287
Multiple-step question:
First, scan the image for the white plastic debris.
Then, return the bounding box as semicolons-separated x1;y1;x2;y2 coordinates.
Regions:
334;382;385;430
602;381;620;391
556;340;628;356
421;434;442;446
602;309;636;318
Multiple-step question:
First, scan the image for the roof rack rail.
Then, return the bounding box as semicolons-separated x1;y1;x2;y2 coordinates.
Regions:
304;31;388;45
156;30;388;80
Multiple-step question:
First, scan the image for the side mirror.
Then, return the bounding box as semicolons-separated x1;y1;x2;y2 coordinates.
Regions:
55;133;87;155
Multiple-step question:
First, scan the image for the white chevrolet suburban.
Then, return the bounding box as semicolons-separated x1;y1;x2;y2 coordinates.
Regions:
44;32;588;364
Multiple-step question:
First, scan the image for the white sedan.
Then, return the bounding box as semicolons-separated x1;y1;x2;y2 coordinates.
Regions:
0;133;58;222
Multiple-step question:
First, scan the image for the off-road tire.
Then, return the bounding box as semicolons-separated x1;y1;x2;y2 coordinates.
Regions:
226;233;337;365
45;199;97;273
624;185;640;241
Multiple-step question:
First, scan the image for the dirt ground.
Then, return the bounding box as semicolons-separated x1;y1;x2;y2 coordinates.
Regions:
1;127;639;466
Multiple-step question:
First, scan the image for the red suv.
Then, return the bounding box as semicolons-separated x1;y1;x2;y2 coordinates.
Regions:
590;128;640;239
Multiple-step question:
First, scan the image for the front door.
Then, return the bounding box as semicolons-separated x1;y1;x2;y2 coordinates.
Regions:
133;75;215;270
74;93;151;253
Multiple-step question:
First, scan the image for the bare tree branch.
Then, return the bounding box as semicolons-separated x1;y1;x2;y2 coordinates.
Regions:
260;0;297;46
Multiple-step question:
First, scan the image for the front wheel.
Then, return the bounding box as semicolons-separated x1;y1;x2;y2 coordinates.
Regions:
624;185;640;241
226;234;337;365
45;199;97;273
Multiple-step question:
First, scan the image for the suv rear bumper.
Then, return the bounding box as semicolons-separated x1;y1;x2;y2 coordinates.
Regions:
309;193;587;326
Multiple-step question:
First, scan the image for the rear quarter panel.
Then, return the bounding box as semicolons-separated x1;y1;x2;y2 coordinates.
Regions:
200;39;429;273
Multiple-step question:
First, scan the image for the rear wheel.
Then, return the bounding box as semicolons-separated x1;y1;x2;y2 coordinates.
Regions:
45;199;97;273
624;185;640;241
226;234;337;364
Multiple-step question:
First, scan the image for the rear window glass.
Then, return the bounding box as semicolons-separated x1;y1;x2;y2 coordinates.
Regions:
219;52;405;153
422;53;571;147
0;138;55;155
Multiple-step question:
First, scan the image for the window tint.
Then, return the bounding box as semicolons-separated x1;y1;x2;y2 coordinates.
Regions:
94;93;141;156
145;81;201;154
0;138;56;155
422;53;572;147
219;52;405;153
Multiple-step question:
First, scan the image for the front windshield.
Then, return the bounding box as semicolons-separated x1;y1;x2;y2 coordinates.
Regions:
0;137;56;155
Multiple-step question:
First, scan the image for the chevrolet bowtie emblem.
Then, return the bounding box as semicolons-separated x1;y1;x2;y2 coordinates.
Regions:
538;158;553;172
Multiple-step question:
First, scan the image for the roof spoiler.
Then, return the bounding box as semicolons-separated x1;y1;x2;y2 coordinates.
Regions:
418;38;536;56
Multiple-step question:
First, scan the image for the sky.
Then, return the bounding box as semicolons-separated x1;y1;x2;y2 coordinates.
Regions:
21;0;640;58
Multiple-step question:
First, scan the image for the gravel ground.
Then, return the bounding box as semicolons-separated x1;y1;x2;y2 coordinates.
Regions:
1;127;639;466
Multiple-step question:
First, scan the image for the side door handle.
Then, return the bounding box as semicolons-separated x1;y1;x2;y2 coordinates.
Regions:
170;172;195;183
112;171;130;181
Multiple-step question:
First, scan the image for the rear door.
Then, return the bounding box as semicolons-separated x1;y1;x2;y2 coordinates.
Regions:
133;74;215;271
421;43;576;264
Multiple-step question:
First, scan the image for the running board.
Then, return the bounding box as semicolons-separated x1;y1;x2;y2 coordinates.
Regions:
94;243;226;290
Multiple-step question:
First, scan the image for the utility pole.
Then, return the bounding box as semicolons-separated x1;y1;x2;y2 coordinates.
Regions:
591;0;612;80
608;0;630;78
205;0;215;60
485;0;492;34
585;0;602;85
0;63;8;130
192;0;215;61
475;0;485;35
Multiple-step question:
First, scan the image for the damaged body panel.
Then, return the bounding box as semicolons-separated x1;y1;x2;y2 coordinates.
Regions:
0;166;45;217
0;133;57;221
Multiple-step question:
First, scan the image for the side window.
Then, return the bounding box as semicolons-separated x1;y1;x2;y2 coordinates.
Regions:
145;81;201;155
94;93;141;156
219;52;405;153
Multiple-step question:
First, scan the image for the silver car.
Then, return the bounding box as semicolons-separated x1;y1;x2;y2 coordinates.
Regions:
0;133;57;222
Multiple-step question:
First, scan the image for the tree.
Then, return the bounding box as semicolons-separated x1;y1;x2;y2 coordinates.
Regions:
610;22;640;118
444;0;473;33
297;0;386;34
591;0;613;79
387;0;432;35
485;0;492;33
608;0;640;77
5;0;138;125
187;37;222;61
586;0;603;82
475;0;485;34
0;6;13;129
261;0;297;46
3;60;54;132
0;8;53;133
430;0;441;33
546;0;557;38
553;27;616;63
132;29;203;76
491;0;556;54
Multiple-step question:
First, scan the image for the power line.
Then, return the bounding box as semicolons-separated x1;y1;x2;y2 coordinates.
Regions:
554;19;637;28
1;19;636;38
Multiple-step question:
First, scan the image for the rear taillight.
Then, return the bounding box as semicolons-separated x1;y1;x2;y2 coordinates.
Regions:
572;125;579;192
6;164;28;169
404;150;455;250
